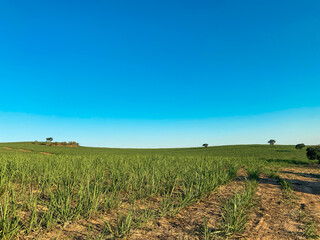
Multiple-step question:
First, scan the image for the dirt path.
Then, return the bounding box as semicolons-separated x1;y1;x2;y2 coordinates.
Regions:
40;152;54;155
244;165;320;240
1;147;53;155
279;166;320;236
244;176;307;240
17;148;32;152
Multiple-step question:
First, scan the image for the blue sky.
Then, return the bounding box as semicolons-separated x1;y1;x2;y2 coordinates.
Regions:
0;0;319;147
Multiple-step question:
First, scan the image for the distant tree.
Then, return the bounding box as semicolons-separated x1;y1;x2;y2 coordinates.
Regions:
268;139;276;145
295;143;305;150
306;146;320;164
202;143;208;148
46;137;53;142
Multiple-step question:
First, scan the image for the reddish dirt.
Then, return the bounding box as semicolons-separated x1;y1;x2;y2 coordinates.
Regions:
245;165;320;240
279;166;320;235
244;176;306;240
2;147;32;152
40;152;54;155
17;148;32;152
2;147;13;149
1;147;54;155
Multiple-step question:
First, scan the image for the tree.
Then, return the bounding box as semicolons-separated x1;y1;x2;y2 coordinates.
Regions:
295;143;305;150
46;137;53;142
202;143;208;148
306;146;320;164
268;139;276;145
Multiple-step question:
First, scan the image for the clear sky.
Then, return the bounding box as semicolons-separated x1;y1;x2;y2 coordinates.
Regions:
0;0;319;147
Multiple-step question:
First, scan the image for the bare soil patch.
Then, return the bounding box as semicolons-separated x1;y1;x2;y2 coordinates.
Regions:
40;152;54;155
245;165;320;240
279;166;320;235
17;148;32;152
244;176;306;240
2;146;54;155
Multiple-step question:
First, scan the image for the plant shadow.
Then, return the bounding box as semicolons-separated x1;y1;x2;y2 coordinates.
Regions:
259;177;320;196
262;158;310;165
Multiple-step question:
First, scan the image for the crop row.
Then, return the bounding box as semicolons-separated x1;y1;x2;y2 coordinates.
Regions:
0;152;246;239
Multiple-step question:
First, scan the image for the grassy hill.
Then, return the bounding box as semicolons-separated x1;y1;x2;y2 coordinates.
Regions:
0;141;311;161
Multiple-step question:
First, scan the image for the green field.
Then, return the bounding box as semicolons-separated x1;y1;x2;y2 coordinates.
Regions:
0;142;317;239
